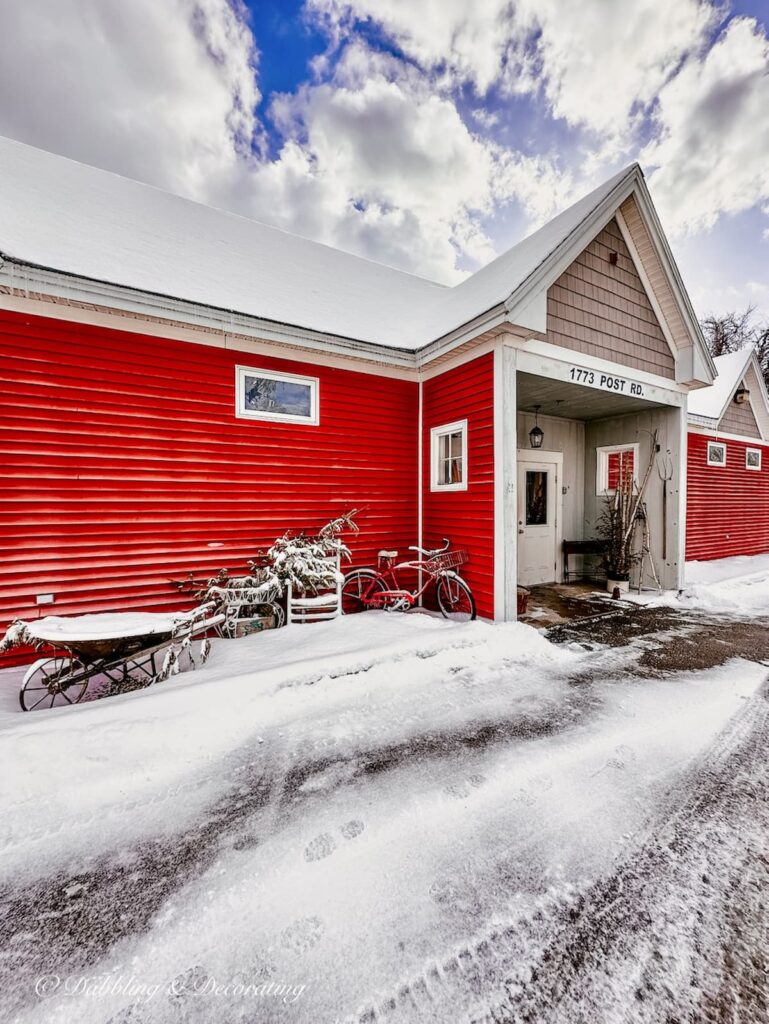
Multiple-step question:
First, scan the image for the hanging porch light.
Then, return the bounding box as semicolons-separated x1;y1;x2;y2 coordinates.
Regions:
529;405;544;449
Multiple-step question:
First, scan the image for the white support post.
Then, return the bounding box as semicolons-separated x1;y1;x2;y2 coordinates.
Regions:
675;399;688;592
494;343;518;620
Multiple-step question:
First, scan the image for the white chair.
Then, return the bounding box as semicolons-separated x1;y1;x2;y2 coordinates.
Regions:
285;554;342;625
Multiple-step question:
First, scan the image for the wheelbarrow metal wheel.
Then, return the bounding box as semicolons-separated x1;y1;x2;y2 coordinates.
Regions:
20;656;89;712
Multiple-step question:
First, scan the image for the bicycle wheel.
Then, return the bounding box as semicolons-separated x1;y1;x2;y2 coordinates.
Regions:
20;656;89;711
342;570;386;614
436;573;476;622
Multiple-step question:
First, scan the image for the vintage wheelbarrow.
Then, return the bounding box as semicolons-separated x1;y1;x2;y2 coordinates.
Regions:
4;604;223;712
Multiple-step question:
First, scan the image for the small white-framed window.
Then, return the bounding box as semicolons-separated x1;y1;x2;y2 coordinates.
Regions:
236;365;319;425
707;441;727;467
596;443;639;495
746;447;762;471
430;419;468;491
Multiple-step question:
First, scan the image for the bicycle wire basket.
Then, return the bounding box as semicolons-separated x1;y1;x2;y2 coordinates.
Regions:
425;549;469;573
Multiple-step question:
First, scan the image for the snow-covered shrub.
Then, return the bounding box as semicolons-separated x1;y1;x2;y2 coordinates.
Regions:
177;510;359;610
0;619;35;653
252;509;359;595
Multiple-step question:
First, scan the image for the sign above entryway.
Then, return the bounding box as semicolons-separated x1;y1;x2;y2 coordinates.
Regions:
568;366;645;398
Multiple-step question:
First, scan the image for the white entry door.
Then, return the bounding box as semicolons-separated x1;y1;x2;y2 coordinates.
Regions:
517;458;559;586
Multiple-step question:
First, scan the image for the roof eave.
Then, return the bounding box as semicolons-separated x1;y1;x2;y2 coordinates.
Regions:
0;253;423;368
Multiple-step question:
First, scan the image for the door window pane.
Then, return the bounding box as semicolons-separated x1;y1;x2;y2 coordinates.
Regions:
525;470;548;526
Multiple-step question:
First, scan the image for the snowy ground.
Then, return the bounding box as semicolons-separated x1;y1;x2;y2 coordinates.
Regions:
1;563;768;1023
625;551;769;615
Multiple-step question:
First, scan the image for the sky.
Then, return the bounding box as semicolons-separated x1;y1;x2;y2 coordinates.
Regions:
0;0;767;322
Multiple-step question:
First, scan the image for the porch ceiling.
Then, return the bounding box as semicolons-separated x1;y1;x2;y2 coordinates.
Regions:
517;371;665;421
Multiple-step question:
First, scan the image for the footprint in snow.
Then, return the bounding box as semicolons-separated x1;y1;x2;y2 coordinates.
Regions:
340;818;365;840
304;820;365;860
168;965;210;1002
233;832;260;851
281;915;325;954
304;832;337;861
231;953;276;983
593;743;638;776
443;774;486;799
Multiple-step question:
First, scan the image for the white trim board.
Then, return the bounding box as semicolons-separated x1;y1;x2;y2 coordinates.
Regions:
687;425;769;447
493;345;518;620
512;344;686;409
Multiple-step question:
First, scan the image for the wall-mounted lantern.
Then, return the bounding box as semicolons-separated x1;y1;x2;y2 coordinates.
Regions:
529;405;544;449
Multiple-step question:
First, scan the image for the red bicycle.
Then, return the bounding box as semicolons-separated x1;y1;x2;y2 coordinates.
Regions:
341;539;476;622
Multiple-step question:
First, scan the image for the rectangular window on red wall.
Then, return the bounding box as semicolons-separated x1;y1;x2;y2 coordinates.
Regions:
707;441;726;466
430;419;468;491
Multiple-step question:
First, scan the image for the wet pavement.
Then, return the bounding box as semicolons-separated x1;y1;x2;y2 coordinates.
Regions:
548;603;769;674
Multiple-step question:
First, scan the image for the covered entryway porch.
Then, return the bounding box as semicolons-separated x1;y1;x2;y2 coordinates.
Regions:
512;363;687;606
518;368;684;593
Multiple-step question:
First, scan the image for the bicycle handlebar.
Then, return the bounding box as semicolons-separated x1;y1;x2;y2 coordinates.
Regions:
407;538;450;558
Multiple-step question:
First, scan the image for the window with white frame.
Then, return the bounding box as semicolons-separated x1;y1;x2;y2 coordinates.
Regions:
746;448;762;470
707;441;727;467
596;443;639;495
431;419;468;491
235;365;319;424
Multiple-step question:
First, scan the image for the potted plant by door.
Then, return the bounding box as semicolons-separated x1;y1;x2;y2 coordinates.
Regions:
596;432;657;593
598;478;636;592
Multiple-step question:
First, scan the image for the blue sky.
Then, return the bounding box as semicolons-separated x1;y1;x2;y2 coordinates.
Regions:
0;0;767;323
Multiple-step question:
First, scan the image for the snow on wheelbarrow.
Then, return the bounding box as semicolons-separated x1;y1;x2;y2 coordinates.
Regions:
0;603;224;712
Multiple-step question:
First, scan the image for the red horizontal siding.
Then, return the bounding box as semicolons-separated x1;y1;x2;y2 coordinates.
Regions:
422;353;495;618
0;309;418;662
686;431;769;560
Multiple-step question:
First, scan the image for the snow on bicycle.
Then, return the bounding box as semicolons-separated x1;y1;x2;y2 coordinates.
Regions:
342;539;476;621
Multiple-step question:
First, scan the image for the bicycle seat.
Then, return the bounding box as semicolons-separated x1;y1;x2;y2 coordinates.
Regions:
378;549;398;559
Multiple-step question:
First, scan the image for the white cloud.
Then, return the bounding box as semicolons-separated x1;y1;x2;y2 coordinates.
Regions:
308;0;516;94
509;0;715;147
643;16;769;237
309;0;716;150
2;0;766;312
0;0;260;202
228;42;543;281
0;1;577;283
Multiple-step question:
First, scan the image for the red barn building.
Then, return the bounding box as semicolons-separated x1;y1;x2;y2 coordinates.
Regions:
0;137;721;647
687;348;769;561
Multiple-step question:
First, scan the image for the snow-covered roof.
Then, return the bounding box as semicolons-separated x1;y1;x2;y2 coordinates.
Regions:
688;349;761;420
0;135;636;350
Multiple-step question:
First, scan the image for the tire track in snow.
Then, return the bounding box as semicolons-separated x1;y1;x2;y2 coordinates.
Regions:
347;676;769;1024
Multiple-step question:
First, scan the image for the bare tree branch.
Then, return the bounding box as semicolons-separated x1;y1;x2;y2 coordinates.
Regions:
700;305;769;391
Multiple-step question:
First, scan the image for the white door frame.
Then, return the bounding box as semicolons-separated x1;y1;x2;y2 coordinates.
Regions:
516;448;564;585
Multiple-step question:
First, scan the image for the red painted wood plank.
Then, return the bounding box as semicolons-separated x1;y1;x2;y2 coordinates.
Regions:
686;431;769;560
